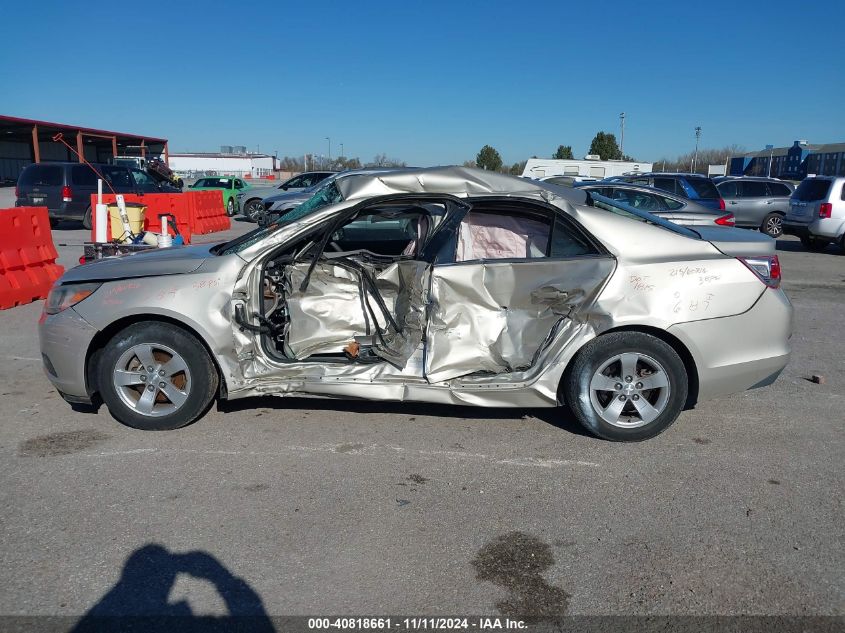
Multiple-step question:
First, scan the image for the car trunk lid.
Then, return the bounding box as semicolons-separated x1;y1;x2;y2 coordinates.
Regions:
691;226;776;257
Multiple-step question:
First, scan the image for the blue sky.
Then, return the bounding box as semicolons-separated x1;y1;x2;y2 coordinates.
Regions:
2;1;843;166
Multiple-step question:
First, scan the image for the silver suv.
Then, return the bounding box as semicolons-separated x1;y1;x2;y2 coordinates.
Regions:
714;177;794;238
783;177;845;252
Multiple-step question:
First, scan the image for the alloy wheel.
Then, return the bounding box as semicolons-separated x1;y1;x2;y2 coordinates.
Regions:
588;352;670;428
112;343;192;417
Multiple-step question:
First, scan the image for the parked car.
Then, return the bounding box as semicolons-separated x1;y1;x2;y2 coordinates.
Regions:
713;177;794;237
40;167;791;442
783;176;845;252
15;162;179;229
575;183;734;227
237;171;336;220
261;169;398;223
619;173;725;211
539;175;599;187
188;177;250;216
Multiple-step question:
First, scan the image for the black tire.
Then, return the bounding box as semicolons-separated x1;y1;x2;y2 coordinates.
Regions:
761;212;784;238
800;235;828;252
226;198;235;217
563;332;688;442
82;206;93;230
243;199;263;221
176;178;184;189
97;322;218;431
49;218;60;229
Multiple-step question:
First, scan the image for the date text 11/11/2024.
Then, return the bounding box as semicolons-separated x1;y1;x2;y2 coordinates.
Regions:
307;617;528;630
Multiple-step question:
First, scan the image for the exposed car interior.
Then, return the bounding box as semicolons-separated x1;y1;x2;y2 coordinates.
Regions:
253;198;600;372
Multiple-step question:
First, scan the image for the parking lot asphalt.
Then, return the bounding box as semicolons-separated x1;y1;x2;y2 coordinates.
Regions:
0;217;842;621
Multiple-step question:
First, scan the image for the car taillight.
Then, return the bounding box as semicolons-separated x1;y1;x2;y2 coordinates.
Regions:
819;202;832;218
718;198;726;211
61;185;72;202
715;213;735;226
738;255;781;288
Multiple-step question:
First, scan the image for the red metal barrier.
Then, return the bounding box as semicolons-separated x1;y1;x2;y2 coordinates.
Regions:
0;206;64;310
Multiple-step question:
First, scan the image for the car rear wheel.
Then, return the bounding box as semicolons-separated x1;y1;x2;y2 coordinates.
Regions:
243;199;264;221
761;212;783;238
226;198;235;216
82;206;92;230
563;332;687;441
800;235;828;252
97;322;218;430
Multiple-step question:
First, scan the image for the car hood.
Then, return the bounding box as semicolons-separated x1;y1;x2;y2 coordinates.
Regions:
60;245;216;284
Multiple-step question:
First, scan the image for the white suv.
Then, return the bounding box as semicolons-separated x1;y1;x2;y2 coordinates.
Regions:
783;177;845;252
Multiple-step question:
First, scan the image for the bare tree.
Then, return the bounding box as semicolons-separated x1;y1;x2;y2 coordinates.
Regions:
653;145;745;174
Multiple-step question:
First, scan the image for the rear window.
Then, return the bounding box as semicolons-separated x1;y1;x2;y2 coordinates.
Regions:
793;179;831;202
685;177;720;199
71;165;99;186
18;165;63;187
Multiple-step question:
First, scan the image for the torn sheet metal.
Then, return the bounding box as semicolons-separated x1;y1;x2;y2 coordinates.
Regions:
281;259;427;368
424;257;615;383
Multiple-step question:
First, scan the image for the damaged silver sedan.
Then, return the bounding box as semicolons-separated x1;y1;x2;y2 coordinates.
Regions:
39;167;793;441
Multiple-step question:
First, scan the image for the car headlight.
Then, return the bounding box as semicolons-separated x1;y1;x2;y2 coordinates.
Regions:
45;282;101;315
236;193;245;199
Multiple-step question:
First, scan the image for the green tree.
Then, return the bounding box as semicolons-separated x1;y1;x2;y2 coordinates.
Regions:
553;145;574;159
588;132;622;160
476;145;503;171
509;160;527;175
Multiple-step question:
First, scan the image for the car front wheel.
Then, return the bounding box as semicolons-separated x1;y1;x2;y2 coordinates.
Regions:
563;332;687;441
761;212;783;238
97;322;218;430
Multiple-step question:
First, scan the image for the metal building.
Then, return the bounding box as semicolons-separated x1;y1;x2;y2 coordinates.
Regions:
730;140;845;179
0;114;168;182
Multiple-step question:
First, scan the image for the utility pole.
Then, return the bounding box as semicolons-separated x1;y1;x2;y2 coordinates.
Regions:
339;143;344;159
693;126;702;173
619;112;626;157
325;137;331;165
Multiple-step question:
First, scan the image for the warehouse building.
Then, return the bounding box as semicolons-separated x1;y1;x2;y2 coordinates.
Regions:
167;147;277;179
729;140;845;179
0;114;168;182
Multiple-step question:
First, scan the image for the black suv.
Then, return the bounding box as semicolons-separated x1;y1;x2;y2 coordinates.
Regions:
619;173;724;211
15;162;179;228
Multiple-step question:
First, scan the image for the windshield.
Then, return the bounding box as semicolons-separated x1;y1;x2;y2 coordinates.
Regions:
194;178;231;188
218;180;344;255
588;192;699;239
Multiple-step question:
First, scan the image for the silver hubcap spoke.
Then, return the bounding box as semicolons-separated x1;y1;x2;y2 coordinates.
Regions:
638;371;668;390
112;343;192;418
113;370;146;386
602;396;627;423
588;351;671;429
631;396;660;423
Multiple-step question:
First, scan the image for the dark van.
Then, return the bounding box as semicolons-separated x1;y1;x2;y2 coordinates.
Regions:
15;162;178;228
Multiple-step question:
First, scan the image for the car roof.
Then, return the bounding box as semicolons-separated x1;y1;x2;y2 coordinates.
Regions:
630;172;709;178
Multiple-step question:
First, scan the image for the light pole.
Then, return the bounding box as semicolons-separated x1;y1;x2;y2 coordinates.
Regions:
692;126;702;173
339;143;344;159
325;137;331;165
619;112;626;157
765;144;774;178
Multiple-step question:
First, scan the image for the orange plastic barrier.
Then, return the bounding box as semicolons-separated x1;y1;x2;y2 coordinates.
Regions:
186;190;231;235
89;190;230;241
0;206;64;310
90;194;193;244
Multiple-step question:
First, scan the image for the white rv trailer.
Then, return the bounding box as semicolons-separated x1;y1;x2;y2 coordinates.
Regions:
522;156;653;180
